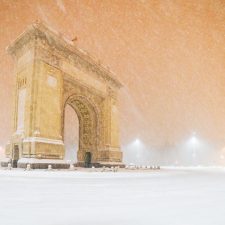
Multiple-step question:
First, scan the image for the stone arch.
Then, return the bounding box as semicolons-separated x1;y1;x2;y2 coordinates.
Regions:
3;22;124;168
63;94;99;165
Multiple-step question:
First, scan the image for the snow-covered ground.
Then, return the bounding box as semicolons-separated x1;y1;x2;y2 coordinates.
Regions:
0;167;225;225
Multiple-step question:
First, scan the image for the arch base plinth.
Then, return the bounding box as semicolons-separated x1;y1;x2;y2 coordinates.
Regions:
75;161;125;168
17;158;70;169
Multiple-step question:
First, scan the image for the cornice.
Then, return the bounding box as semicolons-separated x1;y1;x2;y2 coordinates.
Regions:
7;22;123;89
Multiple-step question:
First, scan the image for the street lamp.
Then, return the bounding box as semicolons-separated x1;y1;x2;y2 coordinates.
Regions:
190;132;197;166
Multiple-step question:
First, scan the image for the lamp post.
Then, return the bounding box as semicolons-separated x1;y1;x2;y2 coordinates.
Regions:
135;139;141;165
191;132;197;166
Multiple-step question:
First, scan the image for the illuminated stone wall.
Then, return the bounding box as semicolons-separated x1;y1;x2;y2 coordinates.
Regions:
5;22;123;166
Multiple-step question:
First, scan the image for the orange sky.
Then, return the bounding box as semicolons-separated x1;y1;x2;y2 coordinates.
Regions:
0;0;225;154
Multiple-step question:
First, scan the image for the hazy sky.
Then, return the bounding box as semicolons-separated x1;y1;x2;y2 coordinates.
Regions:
0;0;225;156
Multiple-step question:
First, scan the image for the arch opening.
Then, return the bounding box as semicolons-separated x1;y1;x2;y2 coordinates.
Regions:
64;104;79;163
63;95;98;167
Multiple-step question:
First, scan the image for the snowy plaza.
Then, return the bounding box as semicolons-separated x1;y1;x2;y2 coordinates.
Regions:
1;167;225;225
1;1;225;224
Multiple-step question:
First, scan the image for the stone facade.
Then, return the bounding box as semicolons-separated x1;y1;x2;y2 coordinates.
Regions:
3;22;123;168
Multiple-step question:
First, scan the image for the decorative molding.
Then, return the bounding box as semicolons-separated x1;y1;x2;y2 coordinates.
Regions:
7;22;123;89
6;22;123;166
23;137;64;145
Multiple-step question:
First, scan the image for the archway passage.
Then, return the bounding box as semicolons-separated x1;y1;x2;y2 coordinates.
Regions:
64;104;79;163
63;95;98;167
3;22;124;168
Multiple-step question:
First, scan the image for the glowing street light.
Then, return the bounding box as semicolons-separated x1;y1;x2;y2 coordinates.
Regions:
134;138;141;162
190;132;197;144
134;138;140;145
129;138;144;165
190;132;198;165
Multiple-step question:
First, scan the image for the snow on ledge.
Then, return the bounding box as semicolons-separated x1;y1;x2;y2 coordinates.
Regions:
18;158;69;164
23;137;64;145
1;158;11;163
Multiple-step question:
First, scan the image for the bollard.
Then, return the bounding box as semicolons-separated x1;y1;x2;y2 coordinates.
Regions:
48;165;52;170
26;164;31;171
7;163;12;170
70;164;75;170
101;166;106;172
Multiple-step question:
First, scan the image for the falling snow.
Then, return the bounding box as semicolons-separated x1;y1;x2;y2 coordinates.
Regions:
0;1;225;164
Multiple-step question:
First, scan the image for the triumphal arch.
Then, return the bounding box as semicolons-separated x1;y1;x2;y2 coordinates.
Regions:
3;22;123;168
